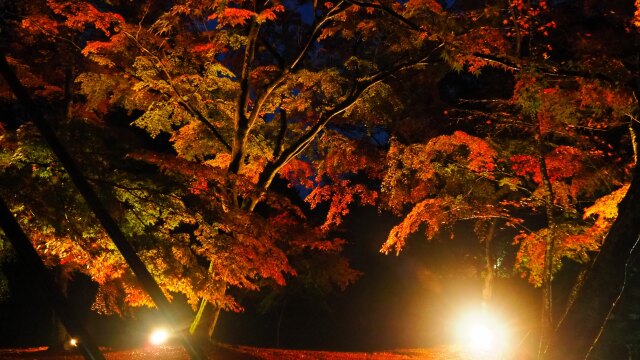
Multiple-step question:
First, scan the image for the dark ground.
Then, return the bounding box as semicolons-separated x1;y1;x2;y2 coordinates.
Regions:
0;344;484;360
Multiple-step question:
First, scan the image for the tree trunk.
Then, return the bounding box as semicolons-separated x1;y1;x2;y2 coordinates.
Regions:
189;298;210;337
189;261;226;343
482;220;497;303
544;167;640;359
276;299;288;348
189;298;220;342
555;262;591;332
536;120;556;356
208;306;221;339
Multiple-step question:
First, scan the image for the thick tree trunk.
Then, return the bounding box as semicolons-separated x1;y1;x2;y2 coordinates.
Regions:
189;299;221;342
0;54;204;360
544;167;640;359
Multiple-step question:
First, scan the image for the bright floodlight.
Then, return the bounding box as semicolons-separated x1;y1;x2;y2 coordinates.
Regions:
149;328;170;345
69;338;78;347
466;319;496;351
455;308;509;355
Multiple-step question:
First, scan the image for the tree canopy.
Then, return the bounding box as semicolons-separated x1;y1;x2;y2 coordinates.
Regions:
2;0;640;357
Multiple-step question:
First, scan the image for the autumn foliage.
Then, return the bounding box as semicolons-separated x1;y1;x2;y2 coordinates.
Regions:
1;1;639;354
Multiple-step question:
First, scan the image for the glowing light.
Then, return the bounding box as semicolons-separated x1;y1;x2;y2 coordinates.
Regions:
149;328;170;345
466;320;497;351
69;338;78;347
455;308;510;356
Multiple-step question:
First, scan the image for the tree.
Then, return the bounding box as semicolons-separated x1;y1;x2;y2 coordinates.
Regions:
5;0;640;356
304;0;639;357
2;0;432;340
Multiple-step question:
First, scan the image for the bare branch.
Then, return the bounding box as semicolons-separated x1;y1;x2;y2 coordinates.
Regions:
273;109;287;158
345;0;424;32
230;1;351;173
250;53;437;209
244;0;351;132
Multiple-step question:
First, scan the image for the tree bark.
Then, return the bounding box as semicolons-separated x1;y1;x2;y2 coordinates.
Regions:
544;167;640;359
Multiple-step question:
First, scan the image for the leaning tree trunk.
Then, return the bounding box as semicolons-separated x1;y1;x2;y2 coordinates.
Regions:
49;70;74;351
544;121;640;359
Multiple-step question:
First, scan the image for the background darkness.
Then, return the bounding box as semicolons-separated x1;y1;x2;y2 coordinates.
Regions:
0;205;539;352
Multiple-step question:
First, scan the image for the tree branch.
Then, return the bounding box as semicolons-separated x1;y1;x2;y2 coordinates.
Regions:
124;32;231;151
259;34;286;70
229;21;262;175
345;0;425;32
273;109;287;159
249;54;436;210
229;2;351;174
343;0;620;84
245;0;350;131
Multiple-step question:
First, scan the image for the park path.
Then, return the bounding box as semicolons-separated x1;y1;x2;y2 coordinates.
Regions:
0;344;474;360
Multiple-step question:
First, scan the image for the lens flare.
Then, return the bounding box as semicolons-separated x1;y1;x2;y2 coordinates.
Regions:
455;308;510;356
149;328;170;345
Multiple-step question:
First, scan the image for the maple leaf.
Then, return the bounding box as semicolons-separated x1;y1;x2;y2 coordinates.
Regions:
21;15;60;36
210;8;257;27
280;159;315;189
381;196;472;255
404;0;444;16
307;180;378;231
257;5;285;23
